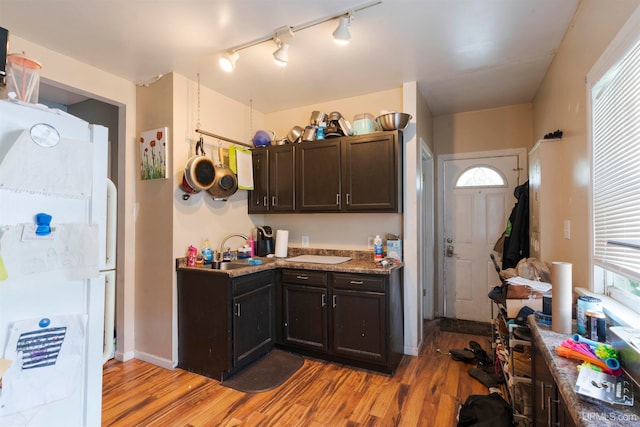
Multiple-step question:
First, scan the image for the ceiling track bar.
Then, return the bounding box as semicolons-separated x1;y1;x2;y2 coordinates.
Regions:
195;128;253;148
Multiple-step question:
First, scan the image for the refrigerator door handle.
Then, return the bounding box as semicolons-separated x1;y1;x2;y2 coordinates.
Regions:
105;178;117;271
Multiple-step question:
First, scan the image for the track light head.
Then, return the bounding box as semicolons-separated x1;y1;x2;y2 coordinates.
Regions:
272;39;289;66
333;15;352;45
219;51;239;72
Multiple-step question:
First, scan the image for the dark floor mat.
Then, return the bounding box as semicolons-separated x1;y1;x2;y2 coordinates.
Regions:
439;318;492;337
221;349;304;393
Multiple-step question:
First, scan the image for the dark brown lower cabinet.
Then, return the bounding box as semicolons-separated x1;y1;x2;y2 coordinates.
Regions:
177;269;275;380
532;337;577;427
278;268;403;374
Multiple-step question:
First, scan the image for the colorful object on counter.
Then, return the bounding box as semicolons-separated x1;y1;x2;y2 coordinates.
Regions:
187;245;197;267
247;258;263;265
556;339;621;376
571;334;618;360
202;239;213;265
35;212;52;236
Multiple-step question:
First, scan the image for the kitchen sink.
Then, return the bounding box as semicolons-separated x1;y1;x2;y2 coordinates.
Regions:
211;257;276;271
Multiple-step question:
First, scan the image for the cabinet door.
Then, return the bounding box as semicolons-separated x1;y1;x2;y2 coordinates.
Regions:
297;140;342;212
331;288;386;362
248;148;269;213
232;282;275;368
177;270;231;379
532;338;556;426
269;145;295;212
282;283;328;351
343;133;399;212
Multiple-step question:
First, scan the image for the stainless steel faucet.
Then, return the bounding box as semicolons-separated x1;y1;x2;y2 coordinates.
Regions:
218;233;249;254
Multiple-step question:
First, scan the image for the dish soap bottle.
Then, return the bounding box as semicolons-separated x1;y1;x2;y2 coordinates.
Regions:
202;239;213;265
247;234;255;257
373;235;383;261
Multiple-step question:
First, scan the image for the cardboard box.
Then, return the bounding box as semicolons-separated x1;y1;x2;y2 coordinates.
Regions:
386;239;402;261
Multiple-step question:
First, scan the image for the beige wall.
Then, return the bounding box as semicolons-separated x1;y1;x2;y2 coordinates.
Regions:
135;74;175;363
7;34;139;361
134;73;266;366
433;103;534;156
532;0;640;288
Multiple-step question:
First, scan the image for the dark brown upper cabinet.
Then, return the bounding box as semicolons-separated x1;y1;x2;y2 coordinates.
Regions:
248;144;295;213
250;131;402;214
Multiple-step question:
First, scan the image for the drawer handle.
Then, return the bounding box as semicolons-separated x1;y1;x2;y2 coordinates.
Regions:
336;193;340;205
235;303;241;317
332;295;337;308
321;294;326;307
349;280;364;285
346;193;351;205
272;196;277;206
263;196;268;206
296;275;309;280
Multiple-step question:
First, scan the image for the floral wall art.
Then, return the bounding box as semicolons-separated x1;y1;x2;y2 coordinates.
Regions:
140;127;168;180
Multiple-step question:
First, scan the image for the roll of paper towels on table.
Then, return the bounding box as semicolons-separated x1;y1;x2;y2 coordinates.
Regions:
275;230;289;258
551;262;573;334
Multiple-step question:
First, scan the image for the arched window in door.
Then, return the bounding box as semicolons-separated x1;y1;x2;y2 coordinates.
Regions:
455;165;507;188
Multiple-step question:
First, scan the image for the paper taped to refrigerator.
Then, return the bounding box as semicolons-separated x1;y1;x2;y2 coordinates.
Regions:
0;128;93;198
0;314;87;416
0;223;99;280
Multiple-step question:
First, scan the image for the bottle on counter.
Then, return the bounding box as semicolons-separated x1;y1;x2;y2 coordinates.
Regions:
187;245;197;267
202;239;213;265
247;234;255;257
374;235;383;260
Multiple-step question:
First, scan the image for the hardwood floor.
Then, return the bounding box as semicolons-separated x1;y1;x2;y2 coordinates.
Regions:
102;320;491;426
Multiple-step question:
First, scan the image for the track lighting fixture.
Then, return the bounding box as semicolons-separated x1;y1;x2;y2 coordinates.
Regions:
219;51;239;73
272;39;289;66
217;0;382;72
332;15;352;45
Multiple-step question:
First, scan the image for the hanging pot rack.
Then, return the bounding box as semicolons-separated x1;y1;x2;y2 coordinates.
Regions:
194;128;253;149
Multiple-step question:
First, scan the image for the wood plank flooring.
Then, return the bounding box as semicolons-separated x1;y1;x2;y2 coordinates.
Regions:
102;320;491;426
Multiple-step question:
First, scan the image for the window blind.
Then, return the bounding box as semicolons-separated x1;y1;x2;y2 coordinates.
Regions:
592;39;640;280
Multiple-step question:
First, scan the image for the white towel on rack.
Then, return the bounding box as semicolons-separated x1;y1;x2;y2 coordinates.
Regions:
230;146;254;190
0;129;93;198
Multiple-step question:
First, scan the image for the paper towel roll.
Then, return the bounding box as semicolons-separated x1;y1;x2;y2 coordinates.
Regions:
551;262;573;334
275;230;289;258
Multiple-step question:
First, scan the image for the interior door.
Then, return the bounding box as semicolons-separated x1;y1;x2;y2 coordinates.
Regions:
442;154;520;322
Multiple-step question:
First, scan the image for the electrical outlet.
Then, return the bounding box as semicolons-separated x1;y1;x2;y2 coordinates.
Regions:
301;235;309;247
367;236;374;249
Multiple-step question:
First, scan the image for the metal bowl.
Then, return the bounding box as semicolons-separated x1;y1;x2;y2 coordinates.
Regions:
375;112;412;131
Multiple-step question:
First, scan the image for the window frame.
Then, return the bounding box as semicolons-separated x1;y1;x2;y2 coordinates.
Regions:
587;6;640;315
454;165;507;189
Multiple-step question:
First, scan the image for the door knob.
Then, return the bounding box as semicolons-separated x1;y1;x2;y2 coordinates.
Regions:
446;245;455;257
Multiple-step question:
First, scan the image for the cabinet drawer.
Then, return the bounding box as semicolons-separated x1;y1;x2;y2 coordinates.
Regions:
331;273;386;291
232;270;275;296
281;269;327;286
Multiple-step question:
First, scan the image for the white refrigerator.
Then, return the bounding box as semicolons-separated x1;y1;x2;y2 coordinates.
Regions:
0;98;115;426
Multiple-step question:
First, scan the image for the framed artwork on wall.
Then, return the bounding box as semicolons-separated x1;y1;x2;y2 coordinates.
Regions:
140;127;168;180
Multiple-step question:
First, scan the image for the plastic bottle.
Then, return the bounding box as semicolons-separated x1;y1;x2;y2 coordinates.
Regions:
247;235;255;257
373;235;383;260
187;245;197;267
202;239;213;265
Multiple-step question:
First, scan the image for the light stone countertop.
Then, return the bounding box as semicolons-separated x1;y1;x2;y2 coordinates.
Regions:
529;316;640;426
175;247;403;277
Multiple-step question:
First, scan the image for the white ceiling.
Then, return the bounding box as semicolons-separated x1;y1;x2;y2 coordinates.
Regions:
2;0;579;115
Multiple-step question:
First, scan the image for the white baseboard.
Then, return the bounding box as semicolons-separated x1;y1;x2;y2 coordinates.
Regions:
133;350;175;370
115;350;135;362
